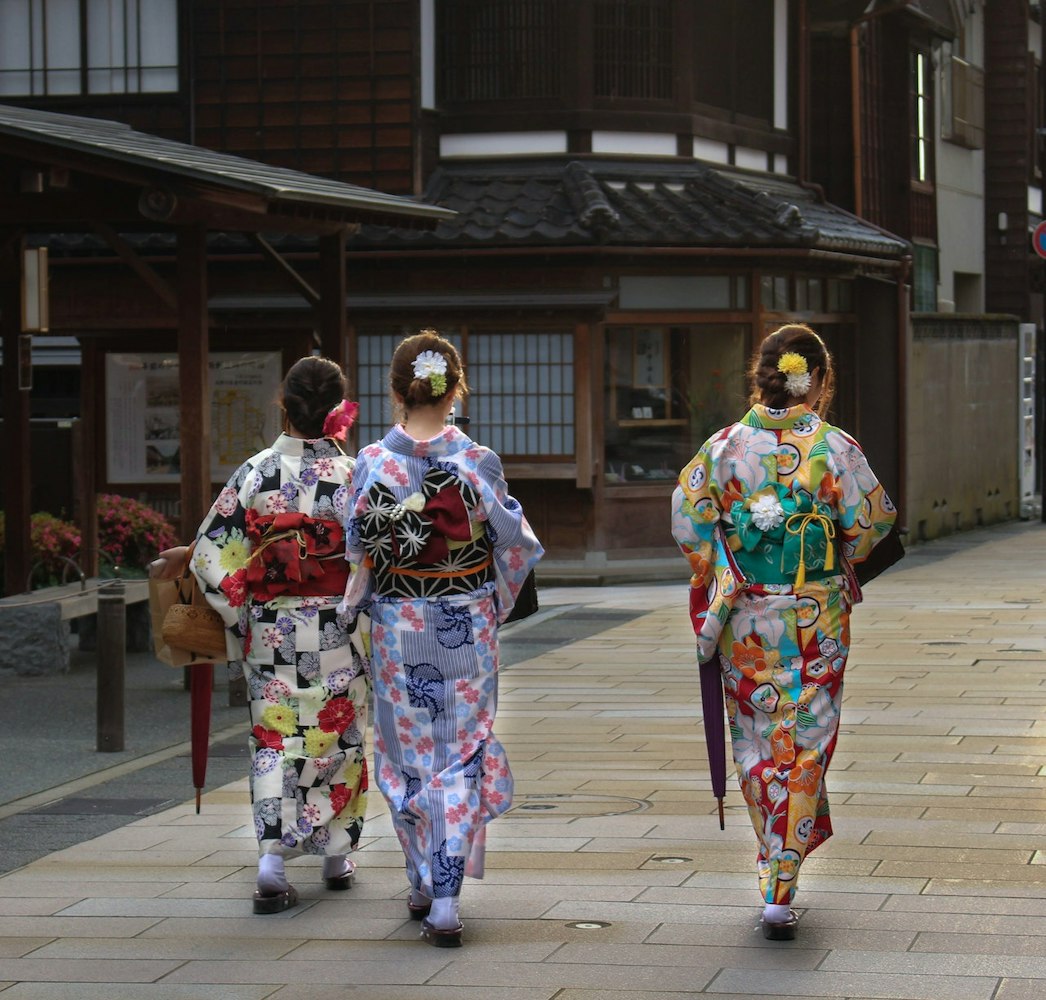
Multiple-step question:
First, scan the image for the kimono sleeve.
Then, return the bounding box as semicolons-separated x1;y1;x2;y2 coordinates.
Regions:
474;448;544;623
672;443;721;588
824;429;898;565
190;461;257;662
339;449;376;616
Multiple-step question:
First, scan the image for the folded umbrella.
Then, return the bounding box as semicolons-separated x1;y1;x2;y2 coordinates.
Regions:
190;662;214;814
698;658;728;830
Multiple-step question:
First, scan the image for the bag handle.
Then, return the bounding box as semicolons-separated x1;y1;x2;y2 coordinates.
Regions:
174;540;199;605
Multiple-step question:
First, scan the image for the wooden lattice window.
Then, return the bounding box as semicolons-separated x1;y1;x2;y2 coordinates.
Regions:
354;328;575;461
436;0;563;104
467;330;575;458
593;0;672;101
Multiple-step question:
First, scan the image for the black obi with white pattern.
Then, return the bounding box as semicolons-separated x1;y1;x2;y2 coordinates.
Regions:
357;466;495;600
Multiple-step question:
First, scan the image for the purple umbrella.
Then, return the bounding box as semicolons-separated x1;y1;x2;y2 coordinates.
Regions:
699;659;728;830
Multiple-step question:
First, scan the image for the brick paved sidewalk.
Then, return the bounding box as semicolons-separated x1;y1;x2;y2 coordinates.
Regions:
0;522;1044;999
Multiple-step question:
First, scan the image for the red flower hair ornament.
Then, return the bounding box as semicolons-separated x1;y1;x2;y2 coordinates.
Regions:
322;399;359;440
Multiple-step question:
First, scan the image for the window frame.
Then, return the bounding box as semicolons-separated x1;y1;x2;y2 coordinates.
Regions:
0;0;180;99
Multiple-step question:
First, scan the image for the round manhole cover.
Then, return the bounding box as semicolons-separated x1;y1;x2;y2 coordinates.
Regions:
508;793;650;817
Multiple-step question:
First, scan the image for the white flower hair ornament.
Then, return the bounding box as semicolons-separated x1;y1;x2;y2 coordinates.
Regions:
777;351;812;397
412;350;449;397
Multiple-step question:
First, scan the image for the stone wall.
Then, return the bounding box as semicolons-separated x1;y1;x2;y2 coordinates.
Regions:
906;315;1020;540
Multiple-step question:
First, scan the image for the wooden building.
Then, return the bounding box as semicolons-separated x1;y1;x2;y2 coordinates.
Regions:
0;1;948;573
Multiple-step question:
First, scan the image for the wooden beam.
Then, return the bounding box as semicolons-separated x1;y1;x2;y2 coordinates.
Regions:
0;240;32;596
249;233;320;307
317;230;347;369
76;339;99;577
0;191;145;227
93;222;178;311
176;226;211;542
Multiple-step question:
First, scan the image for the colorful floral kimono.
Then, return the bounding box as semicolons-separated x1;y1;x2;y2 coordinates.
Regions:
672;404;896;906
192;433;369;859
341;424;543;900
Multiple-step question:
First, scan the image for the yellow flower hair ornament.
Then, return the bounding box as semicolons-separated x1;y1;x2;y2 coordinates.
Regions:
778;351;812;397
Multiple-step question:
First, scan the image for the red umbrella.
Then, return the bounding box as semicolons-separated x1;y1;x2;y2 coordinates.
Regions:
189;662;214;813
699;658;728;830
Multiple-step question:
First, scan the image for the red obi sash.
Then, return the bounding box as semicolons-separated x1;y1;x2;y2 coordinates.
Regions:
244;511;349;601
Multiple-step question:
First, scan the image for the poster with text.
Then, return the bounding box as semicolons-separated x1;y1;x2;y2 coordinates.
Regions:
106;352;282;483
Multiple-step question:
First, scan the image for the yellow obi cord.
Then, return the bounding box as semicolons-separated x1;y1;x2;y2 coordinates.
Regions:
784;511;836;588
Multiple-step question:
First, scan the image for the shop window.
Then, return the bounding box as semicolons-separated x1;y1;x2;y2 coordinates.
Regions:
604;324;747;484
760;274;790;310
0;0;179;97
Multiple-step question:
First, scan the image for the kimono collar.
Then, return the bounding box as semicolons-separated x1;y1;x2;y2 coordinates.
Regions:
742;403;821;432
271;433;342;458
383;423;473;459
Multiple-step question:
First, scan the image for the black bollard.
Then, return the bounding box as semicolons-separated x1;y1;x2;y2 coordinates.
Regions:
96;580;126;752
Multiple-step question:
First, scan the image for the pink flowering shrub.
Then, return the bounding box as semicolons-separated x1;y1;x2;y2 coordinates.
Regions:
0;496;177;588
0;511;82;588
96;493;178;574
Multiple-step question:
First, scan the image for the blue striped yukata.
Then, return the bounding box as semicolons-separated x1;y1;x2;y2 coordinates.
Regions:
341;424;542;899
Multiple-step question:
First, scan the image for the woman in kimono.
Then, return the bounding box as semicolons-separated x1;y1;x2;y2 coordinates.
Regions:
191;356;369;914
671;324;897;940
341;330;543;947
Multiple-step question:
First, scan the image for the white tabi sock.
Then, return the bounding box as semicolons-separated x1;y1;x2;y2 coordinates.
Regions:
428;895;461;930
762;902;792;924
322;855;354;880
257;854;288;895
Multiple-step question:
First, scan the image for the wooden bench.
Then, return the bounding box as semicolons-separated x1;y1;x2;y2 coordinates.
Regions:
0;578;150;675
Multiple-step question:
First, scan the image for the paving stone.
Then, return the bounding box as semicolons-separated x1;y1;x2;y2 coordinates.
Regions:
705;968;999;999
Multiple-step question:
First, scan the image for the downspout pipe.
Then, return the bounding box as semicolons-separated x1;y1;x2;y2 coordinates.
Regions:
897;253;911;526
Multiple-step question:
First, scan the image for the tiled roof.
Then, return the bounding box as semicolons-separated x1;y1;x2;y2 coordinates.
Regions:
351;158;908;259
0;103;453;226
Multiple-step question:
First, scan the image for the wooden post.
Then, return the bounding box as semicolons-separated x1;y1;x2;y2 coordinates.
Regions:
77;339;99;577
318;230;347;370
176;226;211;542
1;238;32;596
96;579;126;752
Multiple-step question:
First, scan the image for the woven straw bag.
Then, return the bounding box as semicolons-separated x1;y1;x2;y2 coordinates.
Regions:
160;545;228;661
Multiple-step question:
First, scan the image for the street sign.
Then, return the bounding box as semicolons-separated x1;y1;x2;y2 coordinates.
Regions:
1034;220;1046;259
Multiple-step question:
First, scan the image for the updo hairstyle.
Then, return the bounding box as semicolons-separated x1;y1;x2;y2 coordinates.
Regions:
279;356;348;439
389;329;468;410
749;323;835;417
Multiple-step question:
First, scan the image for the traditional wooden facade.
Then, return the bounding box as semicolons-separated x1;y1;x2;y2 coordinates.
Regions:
14;0;999;572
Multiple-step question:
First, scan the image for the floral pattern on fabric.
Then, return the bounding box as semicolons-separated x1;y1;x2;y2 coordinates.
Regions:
341;424;542;898
672;404;896;905
192;433;369;859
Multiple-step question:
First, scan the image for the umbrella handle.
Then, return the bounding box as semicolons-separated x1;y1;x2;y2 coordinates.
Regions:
717;797;725;831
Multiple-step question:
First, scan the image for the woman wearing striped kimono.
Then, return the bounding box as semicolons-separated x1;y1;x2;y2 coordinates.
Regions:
672;324;897;940
341;330;543;947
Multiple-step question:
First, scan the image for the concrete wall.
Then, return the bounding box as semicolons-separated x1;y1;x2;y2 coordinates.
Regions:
935;7;985;313
906;315;1019;540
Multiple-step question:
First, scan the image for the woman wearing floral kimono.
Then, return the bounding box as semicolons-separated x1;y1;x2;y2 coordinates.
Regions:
191;356;369;914
341;330;543;947
671;324;897;940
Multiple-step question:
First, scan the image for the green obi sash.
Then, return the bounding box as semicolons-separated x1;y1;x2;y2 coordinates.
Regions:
728;487;838;587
